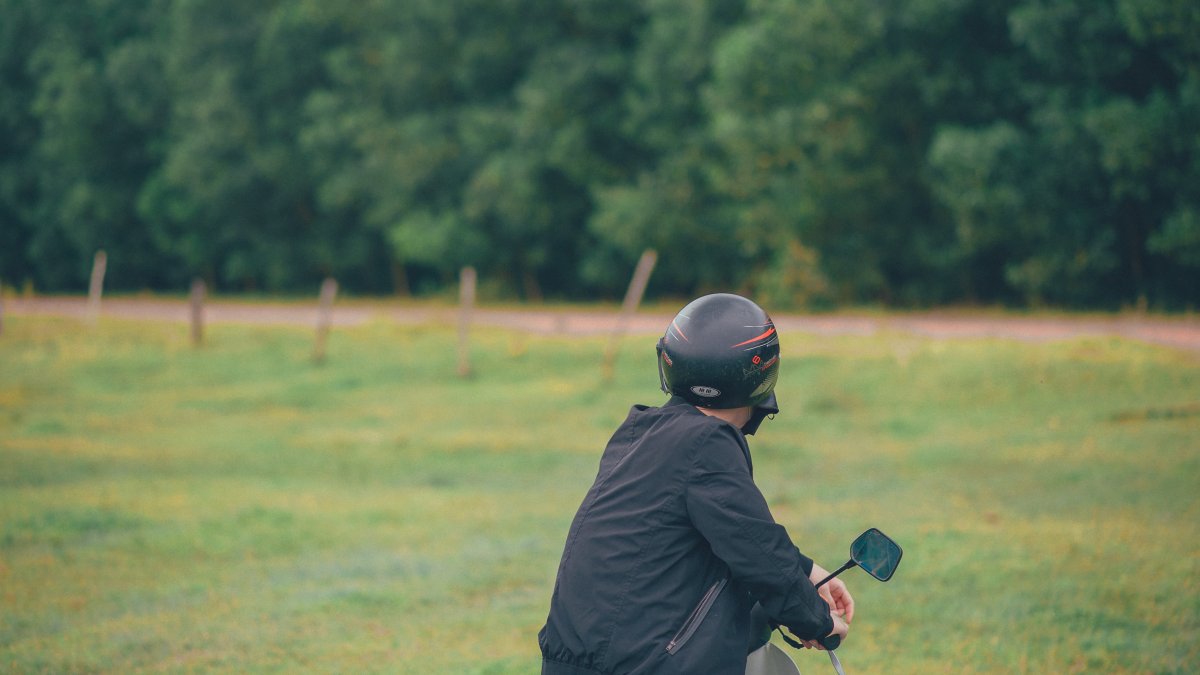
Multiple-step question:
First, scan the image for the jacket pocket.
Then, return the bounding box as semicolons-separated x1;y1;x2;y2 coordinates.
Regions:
666;578;728;655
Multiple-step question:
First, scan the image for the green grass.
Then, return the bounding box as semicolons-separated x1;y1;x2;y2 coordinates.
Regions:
1;316;1197;673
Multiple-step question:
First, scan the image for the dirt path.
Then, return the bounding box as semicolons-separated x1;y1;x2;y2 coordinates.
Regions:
6;295;1200;353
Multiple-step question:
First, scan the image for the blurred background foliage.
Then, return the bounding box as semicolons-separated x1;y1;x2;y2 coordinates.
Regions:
1;0;1197;308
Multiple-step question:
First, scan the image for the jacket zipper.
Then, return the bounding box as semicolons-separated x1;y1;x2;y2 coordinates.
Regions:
665;578;728;655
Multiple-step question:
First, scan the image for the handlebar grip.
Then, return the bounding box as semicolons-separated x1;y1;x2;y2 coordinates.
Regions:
819;634;841;651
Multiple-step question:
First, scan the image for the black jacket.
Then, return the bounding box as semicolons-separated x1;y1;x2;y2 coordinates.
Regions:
539;397;833;674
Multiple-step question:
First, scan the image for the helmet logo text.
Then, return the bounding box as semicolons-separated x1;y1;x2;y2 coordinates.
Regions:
691;386;721;398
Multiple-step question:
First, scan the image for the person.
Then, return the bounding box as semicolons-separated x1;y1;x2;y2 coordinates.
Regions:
539;293;853;674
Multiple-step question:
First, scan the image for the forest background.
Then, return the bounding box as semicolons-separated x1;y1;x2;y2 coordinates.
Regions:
2;0;1198;310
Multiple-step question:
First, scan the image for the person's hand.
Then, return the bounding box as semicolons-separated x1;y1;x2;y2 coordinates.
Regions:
797;611;849;650
809;562;855;623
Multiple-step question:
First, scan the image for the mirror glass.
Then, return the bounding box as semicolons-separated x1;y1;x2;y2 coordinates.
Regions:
850;528;903;582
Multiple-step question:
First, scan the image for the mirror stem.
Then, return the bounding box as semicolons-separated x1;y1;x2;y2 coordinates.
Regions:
815;560;857;588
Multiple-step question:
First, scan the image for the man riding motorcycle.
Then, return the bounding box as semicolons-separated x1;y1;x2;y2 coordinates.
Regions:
539;293;852;674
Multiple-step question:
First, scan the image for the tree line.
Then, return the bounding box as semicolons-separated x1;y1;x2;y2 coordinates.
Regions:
1;0;1197;309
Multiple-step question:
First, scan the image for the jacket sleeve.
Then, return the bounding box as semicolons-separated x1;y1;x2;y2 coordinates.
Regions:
684;422;834;641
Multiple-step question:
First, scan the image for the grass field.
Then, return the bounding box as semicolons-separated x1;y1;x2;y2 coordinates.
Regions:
1;315;1197;673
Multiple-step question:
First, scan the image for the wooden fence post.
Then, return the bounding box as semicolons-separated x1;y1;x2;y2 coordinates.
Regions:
603;249;658;381
458;266;477;378
189;278;206;347
312;277;338;363
87;250;107;325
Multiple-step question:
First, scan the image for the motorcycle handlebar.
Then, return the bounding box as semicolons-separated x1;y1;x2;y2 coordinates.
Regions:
818;634;841;651
776;625;840;652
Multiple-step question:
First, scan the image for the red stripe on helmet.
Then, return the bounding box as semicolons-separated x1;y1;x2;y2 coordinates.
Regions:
671;319;689;341
730;326;775;348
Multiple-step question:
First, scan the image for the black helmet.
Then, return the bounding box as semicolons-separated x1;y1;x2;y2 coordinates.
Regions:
657;293;781;415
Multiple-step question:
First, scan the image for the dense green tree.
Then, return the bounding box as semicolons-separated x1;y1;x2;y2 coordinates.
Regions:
0;0;1196;307
703;0;958;304
927;0;1200;306
1120;0;1200;301
479;0;646;299
301;0;562;295
587;0;745;297
138;0;354;291
0;0;40;288
12;0;169;290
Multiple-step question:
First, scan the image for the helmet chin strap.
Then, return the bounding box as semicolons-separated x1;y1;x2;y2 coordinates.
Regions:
741;392;780;435
741;406;772;435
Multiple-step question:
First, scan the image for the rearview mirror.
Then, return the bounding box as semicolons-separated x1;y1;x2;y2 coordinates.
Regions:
849;527;902;582
814;527;904;588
